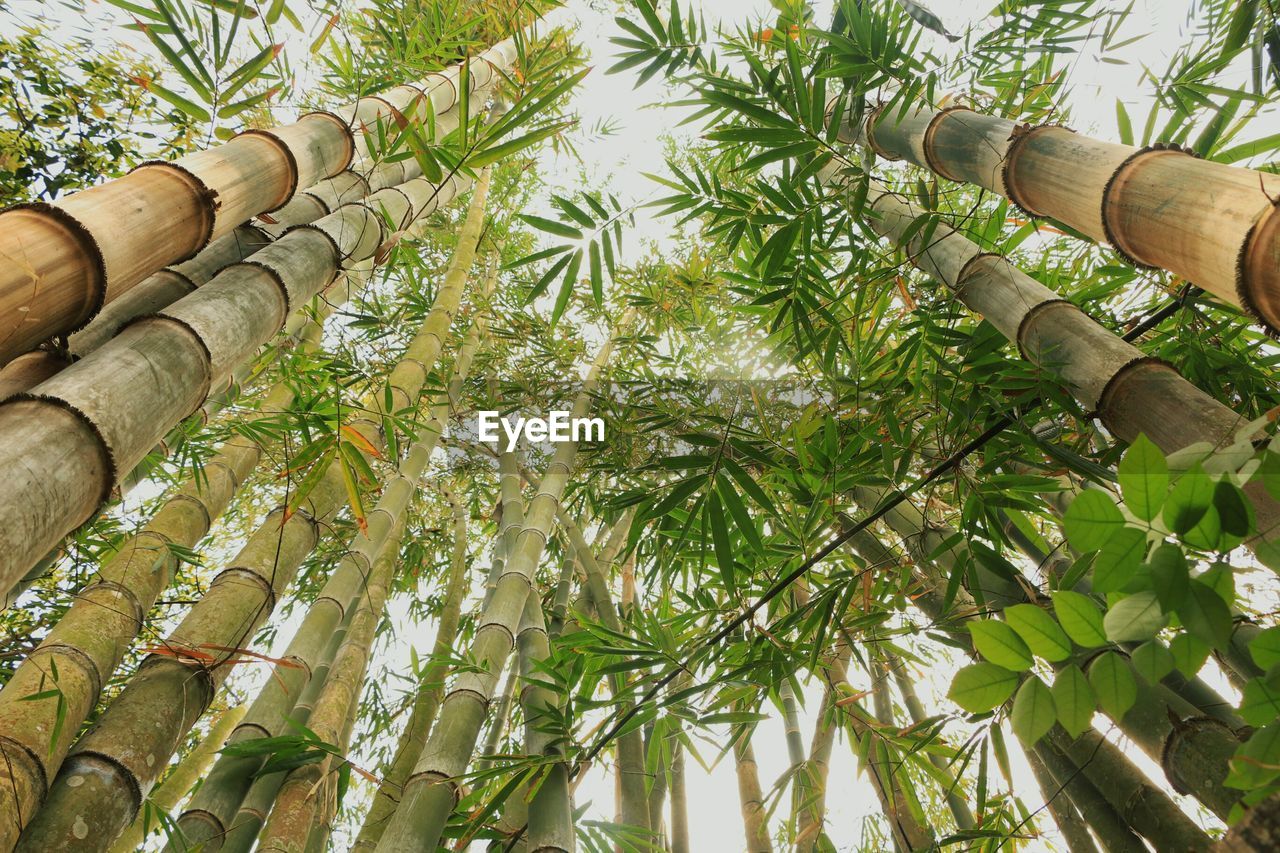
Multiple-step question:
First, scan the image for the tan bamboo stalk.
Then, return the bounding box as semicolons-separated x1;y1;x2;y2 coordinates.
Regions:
794;664;842;852
13;170;492;852
1022;744;1103;853
165;176;493;852
108;704;247;853
1220;791;1280;851
0;39;517;362
669;723;690;853
0;260;369;849
254;512;406;853
821;163;1280;545
856;101;1280;330
733;729;774;853
0;157;475;599
845;501;1214;850
373;311;633;852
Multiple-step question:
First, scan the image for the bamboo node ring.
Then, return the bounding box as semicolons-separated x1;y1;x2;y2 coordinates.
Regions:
921;106;973;183
0;735;48;795
1013;298;1077;365
300;109;356;174
1236;197;1280;338
1100;145;1183;272
1093;355;1179;431
863;103;898;161
236;129;301;214
0;392;116;510
65;749;144;812
128;160;219;264
1001;123;1075;220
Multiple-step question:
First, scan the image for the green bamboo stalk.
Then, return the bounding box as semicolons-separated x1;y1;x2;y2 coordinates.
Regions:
219;623;351;853
670;731;689;853
164;173;494;852
373;310;633;852
0;260;370;851
108;704;247;853
516;575;574;853
14;170;494;853
254;511;407;853
884;655;976;831
0;38;517;362
844;502;1212;850
779;680;806;768
1022;743;1110;853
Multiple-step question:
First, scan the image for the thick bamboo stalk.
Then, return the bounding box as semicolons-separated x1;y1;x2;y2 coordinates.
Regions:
0;39;517;362
516;578;575;853
842;170;1280;536
4;86;487;407
220;623;349;853
857;483;1243;821
0;161;473;599
0;261;368;850
373;312;632;852
856;102;1280;330
734;731;774;853
1023;744;1098;853
670;732;689;853
167;175;492;851
108;704;247;853
13;171;490;853
352;489;478;849
254;512;405;853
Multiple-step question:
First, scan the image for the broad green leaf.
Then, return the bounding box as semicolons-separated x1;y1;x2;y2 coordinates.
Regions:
1241;677;1280;727
1118;434;1167;521
519;214;583;240
1131;639;1175;684
948;663;1018;714
1169;633;1210;676
968;620;1034;672
1092;527;1148;593
1004;604;1073;663
1163;463;1214;535
1252;627;1280;671
1052;590;1106;648
1088;652;1138;720
1147;544;1189;610
1225;721;1280;790
1177;580;1233;648
1104;591;1168;643
1011;676;1056;745
1051;665;1095;738
1064;489;1126;552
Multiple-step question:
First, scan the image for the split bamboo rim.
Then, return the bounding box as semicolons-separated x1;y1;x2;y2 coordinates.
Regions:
1000;123;1077;221
1095;355;1183;425
405;768;463;806
920;105;972;183
1240;199;1280;334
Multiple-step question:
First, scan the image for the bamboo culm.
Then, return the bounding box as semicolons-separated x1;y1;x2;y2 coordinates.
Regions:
0;39;516;363
373;311;632;852
0;153;478;611
852;99;1280;331
164;174;494;851
0;261;370;851
12;171;492;852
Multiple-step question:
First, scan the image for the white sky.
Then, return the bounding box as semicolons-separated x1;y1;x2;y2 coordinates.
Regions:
7;0;1275;849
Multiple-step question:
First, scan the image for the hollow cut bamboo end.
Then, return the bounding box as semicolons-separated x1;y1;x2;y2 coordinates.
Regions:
0;203;105;359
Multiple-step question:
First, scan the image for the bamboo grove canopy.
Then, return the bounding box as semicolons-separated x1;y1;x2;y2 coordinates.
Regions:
2;0;1280;850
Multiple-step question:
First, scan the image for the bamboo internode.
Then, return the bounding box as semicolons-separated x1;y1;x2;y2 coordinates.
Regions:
859;103;1280;331
0;163;473;601
0;38;516;364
